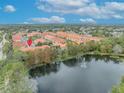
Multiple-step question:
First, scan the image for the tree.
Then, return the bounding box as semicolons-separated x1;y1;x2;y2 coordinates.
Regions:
113;44;123;54
0;62;36;93
66;41;80;56
99;38;113;53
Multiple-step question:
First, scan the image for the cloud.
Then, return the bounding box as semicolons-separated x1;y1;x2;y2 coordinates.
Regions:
80;18;96;24
23;22;31;24
37;0;124;19
4;5;16;13
31;16;65;23
37;0;90;13
105;2;124;11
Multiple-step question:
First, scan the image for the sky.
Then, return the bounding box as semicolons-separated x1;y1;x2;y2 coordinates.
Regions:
0;0;124;24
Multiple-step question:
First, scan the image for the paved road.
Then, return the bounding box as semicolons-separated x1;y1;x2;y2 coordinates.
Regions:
0;33;7;60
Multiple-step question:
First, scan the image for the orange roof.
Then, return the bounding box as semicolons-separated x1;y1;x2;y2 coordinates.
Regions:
54;43;66;48
34;38;46;44
45;35;65;44
20;47;35;52
14;32;103;51
13;41;27;48
42;32;57;36
12;32;27;41
12;34;22;41
56;31;68;38
57;32;80;40
56;32;103;44
27;32;41;37
20;45;50;52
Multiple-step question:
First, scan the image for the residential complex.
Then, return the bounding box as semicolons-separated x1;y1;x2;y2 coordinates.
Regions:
12;31;102;52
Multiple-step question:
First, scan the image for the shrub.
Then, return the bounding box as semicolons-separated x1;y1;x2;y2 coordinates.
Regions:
112;76;124;93
0;61;34;93
13;49;28;62
3;42;10;54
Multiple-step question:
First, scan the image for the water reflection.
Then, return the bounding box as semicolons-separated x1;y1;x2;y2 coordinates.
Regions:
63;58;78;67
30;56;120;78
84;55;120;63
29;63;60;78
29;56;124;93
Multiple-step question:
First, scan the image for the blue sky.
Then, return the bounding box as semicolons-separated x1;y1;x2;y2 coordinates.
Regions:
0;0;124;24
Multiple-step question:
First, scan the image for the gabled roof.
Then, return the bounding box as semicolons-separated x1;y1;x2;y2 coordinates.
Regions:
34;38;46;44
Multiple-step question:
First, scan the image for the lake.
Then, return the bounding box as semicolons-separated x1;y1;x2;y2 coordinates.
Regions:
29;55;124;93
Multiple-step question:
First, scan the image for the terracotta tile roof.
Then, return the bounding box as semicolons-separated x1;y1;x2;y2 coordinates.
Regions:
13;32;103;52
20;47;35;52
42;32;57;36
20;45;50;52
54;43;66;48
56;32;68;38
12;34;22;41
13;41;27;48
34;38;46;44
56;31;103;44
45;35;65;44
27;32;41;37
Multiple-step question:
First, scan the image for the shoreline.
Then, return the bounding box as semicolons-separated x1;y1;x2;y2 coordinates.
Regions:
29;52;124;70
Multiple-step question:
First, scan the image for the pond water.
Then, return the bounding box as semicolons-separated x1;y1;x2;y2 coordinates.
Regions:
29;56;124;93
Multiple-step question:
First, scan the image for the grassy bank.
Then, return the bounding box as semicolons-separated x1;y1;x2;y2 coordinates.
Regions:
84;52;124;62
29;51;124;70
112;76;124;93
0;59;36;93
